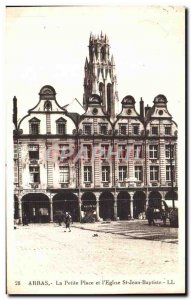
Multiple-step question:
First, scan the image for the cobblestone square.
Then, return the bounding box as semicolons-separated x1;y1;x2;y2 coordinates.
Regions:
7;221;184;294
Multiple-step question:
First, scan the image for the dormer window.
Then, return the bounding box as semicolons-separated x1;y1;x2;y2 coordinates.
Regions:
99;123;108;135
83;124;92;135
119;124;127;135
29;117;40;135
165;126;171;135
56;118;66;135
44;100;52;111
133;125;139;135
151;126;158;135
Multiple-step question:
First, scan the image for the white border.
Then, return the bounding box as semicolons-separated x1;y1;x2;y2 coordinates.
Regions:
1;0;190;298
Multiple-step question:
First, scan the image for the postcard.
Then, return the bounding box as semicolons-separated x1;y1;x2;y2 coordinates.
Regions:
6;6;186;295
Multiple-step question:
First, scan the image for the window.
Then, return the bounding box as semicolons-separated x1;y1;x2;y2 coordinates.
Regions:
99;123;108;135
119;124;127;135
31;123;39;135
56;118;66;135
44;100;52;111
28;144;39;159
134;145;142;159
14;144;18;159
133;125;139;135
135;166;143;181
165;145;174;158
57;123;65;135
119;166;127;182
118;145;126;159
101;145;109;159
84;166;92;183
59;144;70;161
29;166;40;183
83;144;92;160
83;124;92;135
101;46;105;61
149;145;158;159
151;126;158;135
166;165;175;181
59;166;69;183
102;166;110;182
165;126;171;135
150;166;159;181
29;117;40;135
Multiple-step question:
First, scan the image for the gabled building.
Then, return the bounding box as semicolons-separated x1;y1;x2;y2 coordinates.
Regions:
13;33;178;224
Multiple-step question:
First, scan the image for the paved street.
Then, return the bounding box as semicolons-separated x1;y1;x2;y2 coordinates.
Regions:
73;220;178;244
8;221;182;294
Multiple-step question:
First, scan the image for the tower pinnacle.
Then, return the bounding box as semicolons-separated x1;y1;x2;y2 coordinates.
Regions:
83;32;119;119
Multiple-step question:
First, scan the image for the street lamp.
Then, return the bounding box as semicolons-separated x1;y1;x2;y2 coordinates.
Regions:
114;178;118;197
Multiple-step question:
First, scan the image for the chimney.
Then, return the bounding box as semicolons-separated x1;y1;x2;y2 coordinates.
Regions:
145;104;150;116
140;97;144;119
13;96;17;129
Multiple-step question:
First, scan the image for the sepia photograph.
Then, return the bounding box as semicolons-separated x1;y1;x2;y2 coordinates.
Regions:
6;5;186;295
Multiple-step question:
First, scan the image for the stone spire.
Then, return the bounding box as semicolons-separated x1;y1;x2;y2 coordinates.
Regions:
83;32;119;120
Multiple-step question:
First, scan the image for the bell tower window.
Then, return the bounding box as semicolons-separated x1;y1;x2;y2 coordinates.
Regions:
101;46;105;61
99;82;105;101
107;83;112;115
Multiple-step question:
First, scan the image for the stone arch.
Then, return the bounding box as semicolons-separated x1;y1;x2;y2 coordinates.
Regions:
149;191;162;209
21;193;50;223
53;192;79;222
117;191;130;220
165;191;178;200
99;191;114;221
81;192;96;212
165;191;178;209
133;191;146;219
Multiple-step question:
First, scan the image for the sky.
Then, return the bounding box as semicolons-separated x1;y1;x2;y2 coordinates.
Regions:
5;6;185;123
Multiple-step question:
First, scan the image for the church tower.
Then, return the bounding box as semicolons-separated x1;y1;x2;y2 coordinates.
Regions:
83;32;119;120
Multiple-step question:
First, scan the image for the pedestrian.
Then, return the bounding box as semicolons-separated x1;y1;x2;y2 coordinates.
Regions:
146;206;155;226
64;212;72;232
161;209;167;226
57;214;63;226
22;214;29;226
